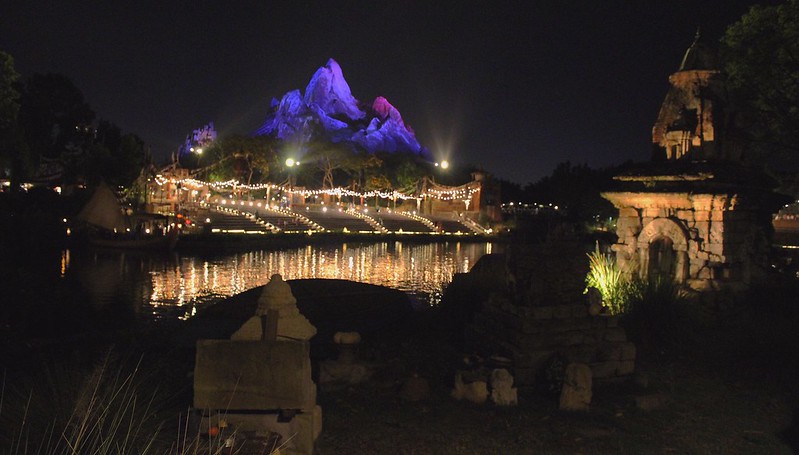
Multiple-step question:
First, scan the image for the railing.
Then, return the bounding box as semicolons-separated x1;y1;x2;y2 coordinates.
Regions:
270;206;326;232
345;208;389;234
461;217;492;235
211;206;277;234
400;211;440;233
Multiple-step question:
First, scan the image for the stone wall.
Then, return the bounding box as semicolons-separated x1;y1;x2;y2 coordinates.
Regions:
467;295;636;387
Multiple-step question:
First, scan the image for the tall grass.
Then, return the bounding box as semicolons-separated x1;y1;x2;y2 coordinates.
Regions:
584;244;686;351
0;350;251;455
1;351;166;454
584;243;630;314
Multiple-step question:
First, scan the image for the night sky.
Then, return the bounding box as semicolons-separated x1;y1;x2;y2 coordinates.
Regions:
0;1;781;184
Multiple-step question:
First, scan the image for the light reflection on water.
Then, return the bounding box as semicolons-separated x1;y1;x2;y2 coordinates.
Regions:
69;241;497;322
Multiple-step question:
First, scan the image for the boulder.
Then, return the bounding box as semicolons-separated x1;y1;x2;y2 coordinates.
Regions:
559;363;592;411
490;368;518;406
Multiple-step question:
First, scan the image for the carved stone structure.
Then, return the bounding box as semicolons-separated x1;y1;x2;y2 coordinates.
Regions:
603;34;788;291
195;275;321;455
651;31;743;162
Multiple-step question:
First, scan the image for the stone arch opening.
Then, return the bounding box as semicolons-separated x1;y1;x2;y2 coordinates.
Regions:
648;236;675;281
638;217;689;282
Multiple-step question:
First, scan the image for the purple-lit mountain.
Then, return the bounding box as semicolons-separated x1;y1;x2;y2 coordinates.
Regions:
256;59;430;159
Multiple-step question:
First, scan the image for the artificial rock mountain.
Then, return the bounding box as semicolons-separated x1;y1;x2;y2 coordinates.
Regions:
256;58;429;159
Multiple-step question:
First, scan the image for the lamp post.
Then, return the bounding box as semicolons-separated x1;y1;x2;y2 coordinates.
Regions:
285;158;298;208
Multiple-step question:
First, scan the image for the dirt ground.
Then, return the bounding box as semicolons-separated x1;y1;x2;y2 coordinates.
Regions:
2;277;797;454
310;286;799;454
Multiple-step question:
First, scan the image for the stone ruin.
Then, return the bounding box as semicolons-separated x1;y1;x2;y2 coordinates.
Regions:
450;240;637;391
194;274;321;455
603;32;789;292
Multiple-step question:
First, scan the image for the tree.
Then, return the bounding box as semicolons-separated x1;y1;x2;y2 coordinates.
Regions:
524;161;616;224
721;1;799;159
17;73;95;164
81;121;146;188
303;141;361;189
0;51;19;132
203;135;277;184
0;51;27;189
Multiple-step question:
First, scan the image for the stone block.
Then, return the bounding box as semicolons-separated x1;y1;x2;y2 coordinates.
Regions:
553;305;572;319
514;349;554;369
618;360;635;376
559;363;592;411
571;304;588;317
560;345;598;364
596;343;623;361
635;393;669;411
694;211;710;222
194;340;315;410
490;369;518;406
520;319;545;334
531;306;553;320
550;331;587;347
708;225;725;244
603;327;628;342
620;342;637;361
676;210;695;222
590;361;621;379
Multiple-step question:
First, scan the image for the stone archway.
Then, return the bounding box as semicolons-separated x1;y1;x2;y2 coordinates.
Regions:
637;217;689;282
648;236;675;280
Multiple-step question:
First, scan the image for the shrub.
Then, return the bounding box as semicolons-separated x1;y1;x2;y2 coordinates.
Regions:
584;243;629;314
623;277;685;351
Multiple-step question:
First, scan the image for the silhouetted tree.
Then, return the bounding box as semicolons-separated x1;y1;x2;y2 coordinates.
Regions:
524;161;615;224
0;51;26;190
17;73;94;165
722;1;799;161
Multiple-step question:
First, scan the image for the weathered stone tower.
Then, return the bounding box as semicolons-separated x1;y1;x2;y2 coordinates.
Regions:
602;33;788;292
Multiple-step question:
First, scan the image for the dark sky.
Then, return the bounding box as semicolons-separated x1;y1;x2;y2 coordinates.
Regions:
0;1;780;184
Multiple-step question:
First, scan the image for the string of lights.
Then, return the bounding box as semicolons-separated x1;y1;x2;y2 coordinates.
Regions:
152;175;481;201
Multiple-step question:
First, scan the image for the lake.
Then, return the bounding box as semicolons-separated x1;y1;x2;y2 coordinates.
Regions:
40;241;499;326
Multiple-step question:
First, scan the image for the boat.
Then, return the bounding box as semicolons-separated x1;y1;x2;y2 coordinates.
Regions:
73;182;179;251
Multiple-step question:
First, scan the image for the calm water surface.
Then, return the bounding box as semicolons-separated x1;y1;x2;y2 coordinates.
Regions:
57;241;498;323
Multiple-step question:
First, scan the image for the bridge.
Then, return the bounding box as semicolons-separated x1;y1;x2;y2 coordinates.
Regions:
202;202;486;235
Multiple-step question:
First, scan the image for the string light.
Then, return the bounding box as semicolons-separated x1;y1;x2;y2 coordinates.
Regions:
152;174;481;202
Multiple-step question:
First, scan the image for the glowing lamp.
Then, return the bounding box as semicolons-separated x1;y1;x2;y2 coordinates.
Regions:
440;160;450;170
285;158;296;167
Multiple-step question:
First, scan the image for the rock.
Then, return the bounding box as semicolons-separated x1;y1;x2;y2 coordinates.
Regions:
451;373;465;400
333;331;361;345
635;393;669;411
587;287;603;316
559;363;592;411
303;58;365;121
255;58;428;158
319;361;372;385
399;374;430;402
465;380;489;404
490;368;518;406
450;372;488;404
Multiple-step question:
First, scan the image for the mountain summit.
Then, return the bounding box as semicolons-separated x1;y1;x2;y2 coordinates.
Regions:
256;59;428;158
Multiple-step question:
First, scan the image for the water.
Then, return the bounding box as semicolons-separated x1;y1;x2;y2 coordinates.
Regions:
50;241;498;324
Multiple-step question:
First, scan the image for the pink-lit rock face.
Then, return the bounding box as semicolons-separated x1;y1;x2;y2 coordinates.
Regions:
257;59;428;157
